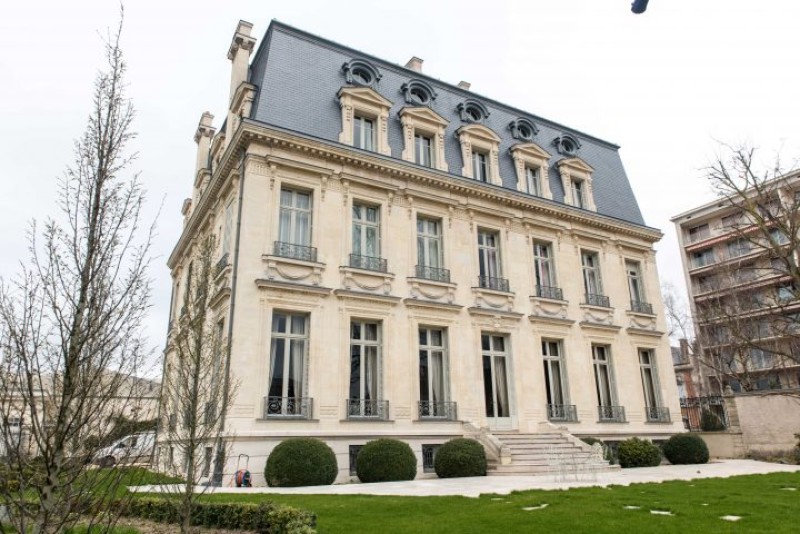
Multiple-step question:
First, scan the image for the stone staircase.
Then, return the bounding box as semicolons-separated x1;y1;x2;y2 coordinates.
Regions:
485;431;618;476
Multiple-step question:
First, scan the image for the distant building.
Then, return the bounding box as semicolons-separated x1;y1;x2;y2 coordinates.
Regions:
671;338;704;398
162;20;682;484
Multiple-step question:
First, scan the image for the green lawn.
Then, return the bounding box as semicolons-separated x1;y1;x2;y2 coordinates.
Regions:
188;472;800;533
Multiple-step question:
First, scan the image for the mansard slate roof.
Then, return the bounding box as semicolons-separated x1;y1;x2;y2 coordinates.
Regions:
247;21;647;227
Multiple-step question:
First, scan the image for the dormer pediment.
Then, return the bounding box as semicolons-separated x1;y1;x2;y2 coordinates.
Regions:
399;106;449;128
510;142;551;162
456;124;501;144
557;157;594;174
337;86;393;109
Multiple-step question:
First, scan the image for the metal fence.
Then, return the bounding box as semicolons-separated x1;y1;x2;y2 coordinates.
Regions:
680;396;728;431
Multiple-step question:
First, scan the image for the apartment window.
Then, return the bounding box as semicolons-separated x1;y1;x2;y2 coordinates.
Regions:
353;115;375;151
415;133;433;167
352;203;381;258
416;217;448;281
276;189;314;261
349;321;382;417
478;230;507;290
626;260;646;303
202;446;213;478
639;349;661;409
422;445;441;473
472;151;488;182
581;251;606;305
777;283;796;302
267;312;308;417
571;179;586;208
533;242;560;299
691;248;715;268
750;348;774;370
221;197;234;257
209;321;225;402
482;334;511;419
349;445;363;475
525;167;542;196
593;345;621;421
727;238;750;258
419;327;450;418
543;341;573;421
769;227;789;245
687;223;710;242
721;214;742;229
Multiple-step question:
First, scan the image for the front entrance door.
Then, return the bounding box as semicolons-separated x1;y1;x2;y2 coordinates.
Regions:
482;333;512;430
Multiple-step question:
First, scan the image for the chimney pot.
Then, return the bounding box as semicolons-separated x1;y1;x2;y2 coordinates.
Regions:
457;81;471;91
405;56;423;73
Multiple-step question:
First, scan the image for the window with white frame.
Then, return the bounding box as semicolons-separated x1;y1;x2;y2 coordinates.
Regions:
592;345;620;421
353;115;375;151
415;133;433;168
416;217;447;281
626;260;645;304
557;158;595;210
526;167;542;196
542;340;572;421
349;320;383;417
267;312;309;417
277;189;313;260
472;151;489;182
533;242;560;300
478;230;506;290
571;179;586;208
418;327;450;418
581;251;604;301
399;107;449;171
639;349;661;409
221;197;234;258
352;203;382;270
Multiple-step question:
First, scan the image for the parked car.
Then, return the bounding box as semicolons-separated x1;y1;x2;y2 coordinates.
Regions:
93;431;155;468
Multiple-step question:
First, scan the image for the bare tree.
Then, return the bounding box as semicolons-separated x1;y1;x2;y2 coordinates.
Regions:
159;234;235;533
689;144;800;392
0;11;154;533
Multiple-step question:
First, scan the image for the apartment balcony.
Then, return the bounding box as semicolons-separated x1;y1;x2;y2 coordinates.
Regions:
547;403;578;422
584;293;611;308
630;300;654;315
214;253;230;277
415;264;451;283
346;399;389;420
418;400;458;421
645;406;671;423
349;254;388;273
536;285;564;301
274;241;318;263
598;405;626;423
478;276;510;292
262;396;313;419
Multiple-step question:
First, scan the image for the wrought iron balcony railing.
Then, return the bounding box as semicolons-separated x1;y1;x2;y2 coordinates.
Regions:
274;241;317;262
215;253;229;277
536;285;564;300
584;293;611;307
415;264;451;283
349;254;388;273
645;406;671;423
262;396;313;419
598;405;626;423
478;276;510;292
547;403;578;422
418;401;458;421
630;300;653;314
346;399;389;420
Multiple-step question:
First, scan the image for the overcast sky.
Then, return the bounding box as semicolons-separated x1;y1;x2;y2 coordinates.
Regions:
1;0;798;364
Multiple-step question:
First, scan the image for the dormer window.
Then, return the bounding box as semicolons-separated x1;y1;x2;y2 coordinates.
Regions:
510;118;538;141
342;59;382;88
571;179;586;208
354;115;375;151
338;87;392;156
401;79;436;106
415;133;433;167
457;100;490;124
526;167;542;196
558;157;596;211
510;142;552;199
457;124;501;184
400;106;449;171
553;134;581;156
473;151;489;182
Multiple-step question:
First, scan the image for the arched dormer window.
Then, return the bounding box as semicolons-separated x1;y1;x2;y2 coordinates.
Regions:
342;59;382;88
401;79;437;106
509;118;538;141
457;99;490;124
553;133;581;156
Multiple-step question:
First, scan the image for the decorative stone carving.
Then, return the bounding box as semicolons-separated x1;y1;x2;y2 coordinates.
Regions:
340;266;394;295
529;295;569;319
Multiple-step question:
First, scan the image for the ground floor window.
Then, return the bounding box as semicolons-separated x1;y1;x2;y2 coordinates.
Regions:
349;445;363;476
422;444;441;473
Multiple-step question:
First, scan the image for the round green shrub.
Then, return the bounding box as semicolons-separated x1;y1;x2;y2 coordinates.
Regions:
617;437;662;468
700;410;725;431
265;438;338;487
663;433;710;465
356;439;417;483
434;438;487;478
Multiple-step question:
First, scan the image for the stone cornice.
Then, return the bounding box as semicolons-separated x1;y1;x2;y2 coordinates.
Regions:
168;119;663;268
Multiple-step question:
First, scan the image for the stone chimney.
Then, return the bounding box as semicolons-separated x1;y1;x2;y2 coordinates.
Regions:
405;56;423;73
194;112;216;176
227;21;256;104
457;81;471;91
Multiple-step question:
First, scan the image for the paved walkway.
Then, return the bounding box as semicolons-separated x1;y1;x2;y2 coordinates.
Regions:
131;460;800;498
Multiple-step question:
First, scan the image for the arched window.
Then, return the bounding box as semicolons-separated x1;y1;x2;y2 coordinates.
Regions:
342;59;382;88
401;79;437;106
457;99;490;124
509;118;539;141
553;134;582;156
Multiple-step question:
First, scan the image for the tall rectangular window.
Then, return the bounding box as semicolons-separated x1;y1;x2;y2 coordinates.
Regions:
349;321;382;417
592;345;615;410
221;197;234;257
626;260;645;303
472;151;488;182
482;334;511;419
352;204;381;258
581;251;603;296
542;340;571;421
354;115;375;151
478;230;504;290
526;167;541;196
533;242;556;290
571;179;585;208
278;189;312;246
419;327;449;418
687;223;710;242
639;349;661;409
415;133;433;167
267;312;308;416
417;217;443;269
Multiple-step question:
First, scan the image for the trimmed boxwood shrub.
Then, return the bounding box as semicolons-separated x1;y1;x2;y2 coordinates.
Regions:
434;438;487;478
700;410;725;431
356;438;417;483
663;433;710;465
265;438;338;487
617;437;662;468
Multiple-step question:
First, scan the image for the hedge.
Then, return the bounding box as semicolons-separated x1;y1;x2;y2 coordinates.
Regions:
434;438;486;478
356;439;417;483
663;433;710;465
266;438;338;487
116;498;316;533
617;437;662;468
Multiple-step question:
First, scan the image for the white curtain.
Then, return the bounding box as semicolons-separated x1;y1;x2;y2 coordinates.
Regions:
291;339;304;398
494;357;509;417
430;352;443;406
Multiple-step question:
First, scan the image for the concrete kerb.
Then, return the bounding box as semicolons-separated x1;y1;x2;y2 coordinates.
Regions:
129;460;800;498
